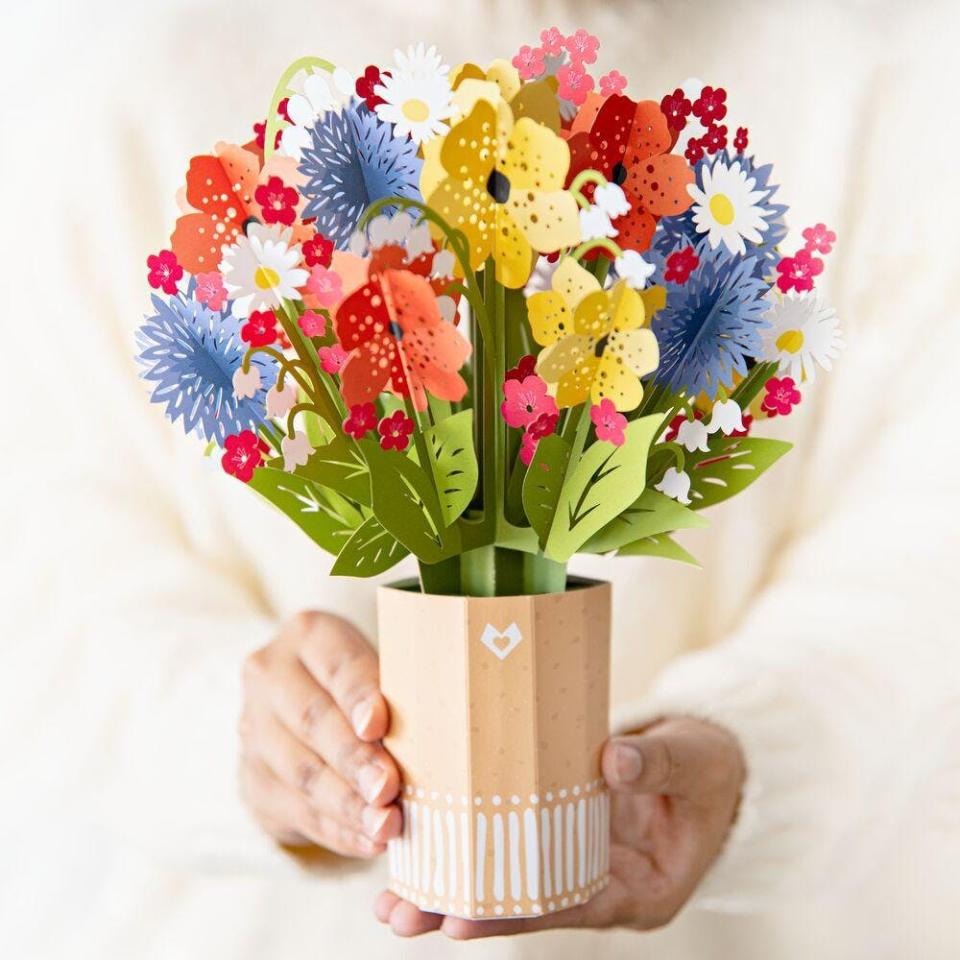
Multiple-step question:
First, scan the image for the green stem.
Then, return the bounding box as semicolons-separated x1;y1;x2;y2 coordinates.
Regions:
570;238;624;261
242;347;312;394
263;57;334;162
569;168;611;207
285;402;317;439
418;555;461;595
522;553;567;594
459;544;496;597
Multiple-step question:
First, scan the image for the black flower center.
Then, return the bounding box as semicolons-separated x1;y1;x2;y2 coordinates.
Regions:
487;169;511;204
594;334;609;358
612;162;628;186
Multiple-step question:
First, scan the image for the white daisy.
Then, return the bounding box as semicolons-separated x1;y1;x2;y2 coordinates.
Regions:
280;67;355;160
688;160;769;256
374;44;454;145
219;223;309;319
759;291;844;383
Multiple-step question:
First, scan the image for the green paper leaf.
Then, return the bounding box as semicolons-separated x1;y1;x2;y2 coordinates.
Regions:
618;532;700;565
423;410;478;526
544;415;661;563
249;468;361;556
522;434;572;547
297;436;371;506
330;516;409;577
359;440;460;563
582;488;708;554
686;436;792;510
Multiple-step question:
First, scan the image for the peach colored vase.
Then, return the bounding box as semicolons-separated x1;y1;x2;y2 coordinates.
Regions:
378;578;611;920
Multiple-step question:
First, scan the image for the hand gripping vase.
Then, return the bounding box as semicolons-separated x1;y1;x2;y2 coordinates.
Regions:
378;578;611;919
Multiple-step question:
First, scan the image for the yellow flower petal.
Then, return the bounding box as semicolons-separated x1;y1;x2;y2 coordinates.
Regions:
573;289;614;338
639;285;667;321
440;100;498;184
499;116;570;192
591;350;644;411
426;175;496;270
537;336;596;408
552;258;600;312
527;290;571;346
506;187;581;255
556;357;598;408
510;78;561;132
485;59;522;102
491;206;535;288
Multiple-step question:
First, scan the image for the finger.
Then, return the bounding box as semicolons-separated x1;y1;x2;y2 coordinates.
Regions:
602;720;727;797
240;756;384;859
297;613;390;742
252;710;402;842
373;890;400;923
386;898;444;938
441;903;592;940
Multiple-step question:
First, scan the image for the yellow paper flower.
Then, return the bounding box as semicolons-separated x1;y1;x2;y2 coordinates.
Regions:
423;97;580;289
529;258;664;411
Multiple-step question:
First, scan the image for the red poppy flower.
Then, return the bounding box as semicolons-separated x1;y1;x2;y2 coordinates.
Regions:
776;248;824;293
505;355;537;382
335;269;471;411
802;223;836;255
378;410;415;451
254;175;298;227
356;66;388;110
665;246;700;284
241;309;279;347
146;249;183;295
761;377;802;417
302;232;334;268
734;126;749;153
343;402;379;439
691;85;727;126
221;431;262;482
567;95;695;254
701;123;728;155
660;88;692;132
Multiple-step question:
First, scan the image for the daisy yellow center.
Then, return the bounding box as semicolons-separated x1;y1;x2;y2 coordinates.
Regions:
254;265;280;290
776;329;805;354
402;98;430;122
709;193;735;226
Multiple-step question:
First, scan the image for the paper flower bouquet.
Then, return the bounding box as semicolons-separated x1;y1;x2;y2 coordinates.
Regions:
136;27;841;919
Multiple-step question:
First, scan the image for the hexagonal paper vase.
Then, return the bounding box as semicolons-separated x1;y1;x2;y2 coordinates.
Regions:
378;578;611;920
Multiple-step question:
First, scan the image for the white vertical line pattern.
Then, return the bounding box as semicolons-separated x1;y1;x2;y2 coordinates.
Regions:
492;813;505;902
421;804;432;892
553;806;564;894
400;800;410;884
565;802;575;893
432;810;445;896
577;799;587;888
540;807;552;899
508;811;521;901
475;812;487;903
603;791;611;873
446;810;457;900
524;809;539;901
585;795;595;882
460;811;471;904
409;801;420;891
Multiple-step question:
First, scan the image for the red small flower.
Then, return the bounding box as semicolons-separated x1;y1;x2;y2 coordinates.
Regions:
701;122;728;155
684;137;705;164
665;246;700;284
343;402;379;439
734;126;749;153
319;343;349;374
776;248;824;293
277;97;291;122
599;70;628;97
512;44;546;80
539;26;565;56
730;413;753;438
520;432;539;466
194;271;227;311
557;64;594;106
356;65;388;110
298;310;326;338
378;410;415;451
802;223;836;256
255;175;298;227
147;249;183;295
241;309;279;347
665;409;702;442
660;88;692;132
252;120;282;152
505;355;537;382
527;409;559;440
221;431;262;482
565;29;600;66
691;85;727;125
302;232;334;269
761;376;802;417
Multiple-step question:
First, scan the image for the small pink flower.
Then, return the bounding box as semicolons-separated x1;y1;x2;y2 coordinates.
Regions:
802;223;836;256
556;64;594;106
565;29;600;66
512;44;546;80
378;410;415;451
147;249;182;295
298;309;327;337
519;432;539;466
599;70;627;96
221;431;261;483
776;248;824;294
590;398;628;446
343;402;378;439
318;343;349;374
500;375;558;429
761;376;802;417
307;265;343;308
194;271;227;311
539;26;565;56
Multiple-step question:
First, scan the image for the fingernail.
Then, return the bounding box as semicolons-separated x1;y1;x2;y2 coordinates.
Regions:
362;806;391;839
614;743;643;783
358;764;388;804
352;701;374;736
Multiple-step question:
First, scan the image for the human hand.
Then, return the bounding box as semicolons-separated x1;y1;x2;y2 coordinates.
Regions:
374;717;744;938
239;611;402;857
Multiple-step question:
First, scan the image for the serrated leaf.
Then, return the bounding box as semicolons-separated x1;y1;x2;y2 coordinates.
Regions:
522;434;571;546
582;489;708;554
297;436;371;505
424;410;478;526
330;516;409;577
544;415;661;563
618;532;700;565
249;468;361;556
686;436;792;510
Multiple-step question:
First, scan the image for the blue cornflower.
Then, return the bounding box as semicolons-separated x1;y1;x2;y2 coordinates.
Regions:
651;241;771;399
136;294;275;444
298;103;423;250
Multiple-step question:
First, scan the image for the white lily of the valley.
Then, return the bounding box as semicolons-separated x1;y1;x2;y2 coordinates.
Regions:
615;250;656;290
232;366;261;400
655;466;692;505
281;432;314;473
580;205;617;240
677;417;710;453
707;398;745;435
431;248;456;279
266;380;299;418
594;182;631;218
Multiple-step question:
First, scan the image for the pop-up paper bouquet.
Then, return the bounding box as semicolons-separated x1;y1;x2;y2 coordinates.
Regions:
137;27;842;920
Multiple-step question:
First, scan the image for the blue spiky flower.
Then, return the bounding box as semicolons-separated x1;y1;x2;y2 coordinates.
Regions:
298;103;423;250
651;241;771;399
136;294;275;444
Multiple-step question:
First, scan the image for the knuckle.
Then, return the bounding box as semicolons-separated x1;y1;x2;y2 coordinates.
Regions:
638;901;680;930
289;610;320;638
339;788;365;826
340;740;377;777
645;739;676;790
295;758;323;797
242;647;270;687
297;695;331;742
